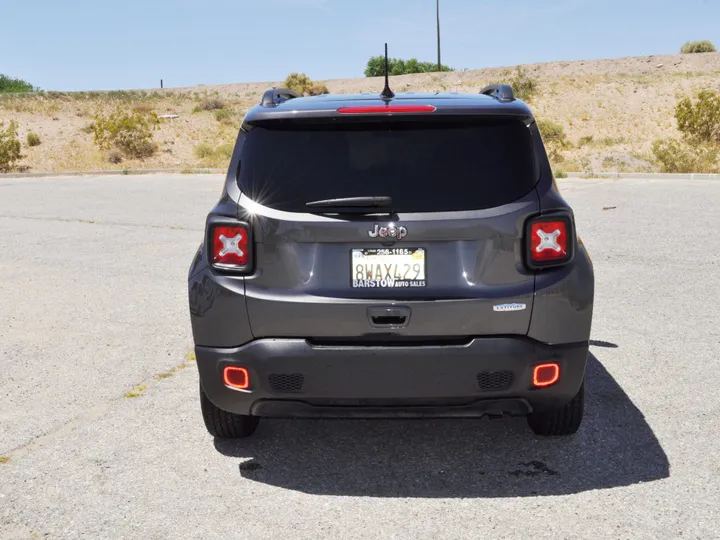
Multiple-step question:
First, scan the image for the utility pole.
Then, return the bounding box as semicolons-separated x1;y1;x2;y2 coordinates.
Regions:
436;0;442;72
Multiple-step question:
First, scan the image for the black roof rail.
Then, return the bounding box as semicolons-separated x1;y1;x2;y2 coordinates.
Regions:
480;84;515;103
261;87;301;107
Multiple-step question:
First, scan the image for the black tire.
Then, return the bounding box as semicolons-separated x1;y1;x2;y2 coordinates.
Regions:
527;380;584;436
199;383;259;439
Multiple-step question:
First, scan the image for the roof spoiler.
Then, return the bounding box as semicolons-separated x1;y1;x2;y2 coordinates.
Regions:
260;87;301;107
480;84;515;103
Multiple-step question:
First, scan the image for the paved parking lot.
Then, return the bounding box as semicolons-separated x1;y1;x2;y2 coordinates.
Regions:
1;174;719;539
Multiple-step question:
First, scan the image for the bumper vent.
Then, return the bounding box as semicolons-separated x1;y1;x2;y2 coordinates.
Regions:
476;371;514;392
268;373;305;394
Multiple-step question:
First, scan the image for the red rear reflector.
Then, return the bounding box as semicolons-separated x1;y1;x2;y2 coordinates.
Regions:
211;225;249;267
530;220;568;262
533;363;560;387
337;105;437;114
223;366;249;390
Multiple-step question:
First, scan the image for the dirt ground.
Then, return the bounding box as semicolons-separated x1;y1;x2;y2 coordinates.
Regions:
2;52;719;173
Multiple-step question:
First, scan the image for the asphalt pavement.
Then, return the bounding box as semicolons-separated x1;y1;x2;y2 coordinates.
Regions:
1;174;719;539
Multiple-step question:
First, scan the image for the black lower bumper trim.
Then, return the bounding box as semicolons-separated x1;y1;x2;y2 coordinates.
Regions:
251;398;531;419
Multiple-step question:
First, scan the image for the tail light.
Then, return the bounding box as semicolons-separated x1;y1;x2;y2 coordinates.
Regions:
207;221;253;273
525;215;574;270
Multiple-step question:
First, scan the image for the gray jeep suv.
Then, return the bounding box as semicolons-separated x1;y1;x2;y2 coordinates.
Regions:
188;83;594;439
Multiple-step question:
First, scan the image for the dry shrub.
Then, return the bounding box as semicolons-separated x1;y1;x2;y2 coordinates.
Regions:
26;132;41;147
193;142;234;166
284;73;313;95
509;67;538;102
652;138;718;173
132;102;154;115
306;84;329;96
536;119;570;162
675;90;720;143
680;40;717;54
93;109;158;159
215;143;234;160
214;109;232;122
196;98;225;111
106;149;123;164
0;121;23;172
194;143;214;159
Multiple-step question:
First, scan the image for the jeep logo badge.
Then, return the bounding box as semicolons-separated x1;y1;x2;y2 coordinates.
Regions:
368;224;407;240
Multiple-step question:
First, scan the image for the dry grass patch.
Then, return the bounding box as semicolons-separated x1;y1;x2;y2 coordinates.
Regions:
124;384;147;398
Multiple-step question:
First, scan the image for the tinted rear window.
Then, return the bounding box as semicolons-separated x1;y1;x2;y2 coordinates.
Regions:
238;118;537;213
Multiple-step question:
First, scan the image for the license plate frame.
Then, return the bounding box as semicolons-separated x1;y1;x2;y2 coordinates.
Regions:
350;247;427;288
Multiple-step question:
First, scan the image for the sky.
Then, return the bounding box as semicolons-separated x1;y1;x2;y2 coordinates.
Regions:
2;0;719;91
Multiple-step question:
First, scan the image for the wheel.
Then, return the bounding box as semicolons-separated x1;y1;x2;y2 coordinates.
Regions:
527;379;584;436
199;382;259;439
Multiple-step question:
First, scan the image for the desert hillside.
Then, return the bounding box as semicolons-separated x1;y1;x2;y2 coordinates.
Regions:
2;52;720;174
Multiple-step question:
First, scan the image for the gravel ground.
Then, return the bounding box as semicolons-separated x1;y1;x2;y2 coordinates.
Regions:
0;174;719;539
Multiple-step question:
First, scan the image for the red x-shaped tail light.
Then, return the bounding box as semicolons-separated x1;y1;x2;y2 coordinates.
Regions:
207;222;253;273
525;215;574;270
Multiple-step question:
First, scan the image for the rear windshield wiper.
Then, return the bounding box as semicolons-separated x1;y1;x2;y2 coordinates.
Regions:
305;196;392;209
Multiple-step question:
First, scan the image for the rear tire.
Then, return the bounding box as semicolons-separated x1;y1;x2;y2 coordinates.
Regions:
199;383;259;439
527;379;584;436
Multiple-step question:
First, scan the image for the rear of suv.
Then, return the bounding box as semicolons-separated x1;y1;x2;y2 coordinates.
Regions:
188;84;594;439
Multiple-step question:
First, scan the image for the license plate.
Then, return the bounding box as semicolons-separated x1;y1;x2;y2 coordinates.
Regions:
351;248;427;288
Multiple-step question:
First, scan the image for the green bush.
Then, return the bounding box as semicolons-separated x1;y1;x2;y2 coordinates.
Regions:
578;135;594;147
92;110;158;159
554;170;568;179
508;67;538;102
0;121;23;172
537;119;570;162
26;132;41;147
284;73;313;95
364;56;453;77
652;138;719;173
680;40;717;54
0;74;39;93
675;90;720;142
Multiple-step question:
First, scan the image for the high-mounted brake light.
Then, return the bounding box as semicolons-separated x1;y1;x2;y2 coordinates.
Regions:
208;222;252;272
525;215;574;269
337;105;437;114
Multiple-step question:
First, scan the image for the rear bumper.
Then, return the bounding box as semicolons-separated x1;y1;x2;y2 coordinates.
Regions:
196;337;588;418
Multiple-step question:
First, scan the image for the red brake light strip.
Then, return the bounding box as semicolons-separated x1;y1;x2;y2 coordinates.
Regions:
337;105;437;114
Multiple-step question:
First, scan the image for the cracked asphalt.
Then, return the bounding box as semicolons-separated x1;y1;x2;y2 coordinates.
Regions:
1;174;719;539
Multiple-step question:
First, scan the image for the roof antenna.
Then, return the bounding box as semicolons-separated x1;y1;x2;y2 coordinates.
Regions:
380;43;395;100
